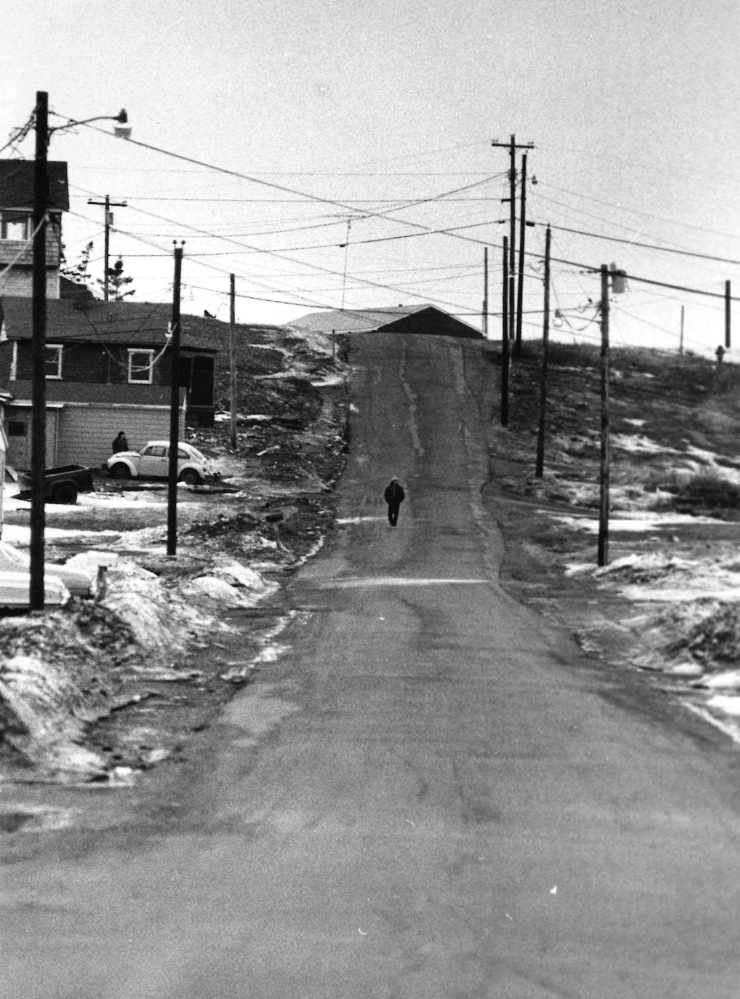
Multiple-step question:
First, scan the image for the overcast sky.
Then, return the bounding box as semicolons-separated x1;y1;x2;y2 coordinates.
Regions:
2;0;739;355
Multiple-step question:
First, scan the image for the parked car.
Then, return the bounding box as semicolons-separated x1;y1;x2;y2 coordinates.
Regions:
16;464;95;505
102;441;218;485
0;541;93;599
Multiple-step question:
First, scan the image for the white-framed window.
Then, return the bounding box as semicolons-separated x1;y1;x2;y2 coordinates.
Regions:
0;212;31;241
45;344;62;379
128;349;154;384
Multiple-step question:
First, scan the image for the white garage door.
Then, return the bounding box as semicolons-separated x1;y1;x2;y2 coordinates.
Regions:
57;404;184;468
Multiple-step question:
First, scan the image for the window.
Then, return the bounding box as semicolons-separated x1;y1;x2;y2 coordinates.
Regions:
0;212;31;241
45;344;62;379
128;349;154;384
141;445;166;457
7;421;27;437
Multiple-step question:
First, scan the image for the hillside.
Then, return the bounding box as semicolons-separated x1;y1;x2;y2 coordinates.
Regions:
483;339;740;744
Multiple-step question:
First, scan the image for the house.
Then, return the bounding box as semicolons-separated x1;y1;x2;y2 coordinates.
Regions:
0;158;219;469
0;161;68;299
285;304;483;339
0;297;218;469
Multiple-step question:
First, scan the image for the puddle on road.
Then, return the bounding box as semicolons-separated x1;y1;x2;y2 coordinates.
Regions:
223;684;300;748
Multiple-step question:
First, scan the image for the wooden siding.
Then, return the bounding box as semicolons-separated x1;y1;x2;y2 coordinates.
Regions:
56;404;184;468
3;403;184;470
4;406;59;470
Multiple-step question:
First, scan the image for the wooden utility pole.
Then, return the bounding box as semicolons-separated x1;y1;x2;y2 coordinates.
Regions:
492;136;534;347
87;195;127;300
535;226;552;478
514;153;528;357
725;280;731;349
501;236;509;426
167;243;184;557
679;306;685;355
30;90;48;609
598;265;610;567
508;136;516;344
229;273;238;450
483;247;489;338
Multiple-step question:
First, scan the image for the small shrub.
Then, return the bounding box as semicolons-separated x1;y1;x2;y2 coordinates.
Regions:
675;468;740;508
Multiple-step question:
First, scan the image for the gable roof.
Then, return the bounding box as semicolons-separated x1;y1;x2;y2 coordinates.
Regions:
287;305;429;334
0;297;219;353
286;304;482;338
0;161;69;212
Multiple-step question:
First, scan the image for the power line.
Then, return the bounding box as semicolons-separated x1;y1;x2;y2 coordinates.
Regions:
68;128;740;310
538;222;740;266
534;179;740;243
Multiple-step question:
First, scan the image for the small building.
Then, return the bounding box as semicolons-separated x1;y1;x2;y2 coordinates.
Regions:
0;158;220;469
0;297;218;469
285;304;483;339
0;161;68;299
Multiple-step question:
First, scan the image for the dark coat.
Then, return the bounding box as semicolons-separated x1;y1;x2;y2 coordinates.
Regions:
384;481;405;506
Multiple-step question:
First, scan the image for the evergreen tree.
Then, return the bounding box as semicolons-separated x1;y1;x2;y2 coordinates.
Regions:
60;240;94;285
100;256;135;301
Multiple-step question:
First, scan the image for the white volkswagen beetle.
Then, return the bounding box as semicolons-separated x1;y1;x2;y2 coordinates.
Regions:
103;440;217;485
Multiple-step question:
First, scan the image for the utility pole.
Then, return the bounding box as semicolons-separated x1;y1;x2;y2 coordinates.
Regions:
535;226;552;478
167;243;184;558
229;273;238;451
492;135;534;346
725;280;731;349
87;194;127;301
30;90;48;610
501;236;509;426
515;153;534;357
483;247;489;338
680;306;685;356
598;265;610;567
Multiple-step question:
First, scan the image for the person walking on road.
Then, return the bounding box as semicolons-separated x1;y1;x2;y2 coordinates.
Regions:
384;478;405;527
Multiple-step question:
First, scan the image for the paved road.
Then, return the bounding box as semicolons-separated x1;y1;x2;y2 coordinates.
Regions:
4;333;740;998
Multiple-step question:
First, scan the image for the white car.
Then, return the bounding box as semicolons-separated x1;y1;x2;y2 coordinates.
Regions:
103;441;217;485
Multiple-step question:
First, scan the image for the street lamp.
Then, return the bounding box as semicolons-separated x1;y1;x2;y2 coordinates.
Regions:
30;92;130;610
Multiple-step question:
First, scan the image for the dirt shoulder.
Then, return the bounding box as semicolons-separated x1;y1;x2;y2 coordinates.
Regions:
478;339;740;748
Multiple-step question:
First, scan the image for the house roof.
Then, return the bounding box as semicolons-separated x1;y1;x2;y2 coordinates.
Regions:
286;304;481;337
0;161;69;212
286;306;430;334
0;297;219;353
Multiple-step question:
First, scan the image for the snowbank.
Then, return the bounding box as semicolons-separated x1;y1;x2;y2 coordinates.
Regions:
0;552;278;780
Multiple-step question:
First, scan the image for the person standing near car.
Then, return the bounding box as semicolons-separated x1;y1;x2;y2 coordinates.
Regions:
112;431;129;453
384;478;405;527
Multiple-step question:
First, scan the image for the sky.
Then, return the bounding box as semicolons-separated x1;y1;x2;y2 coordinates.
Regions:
2;0;739;356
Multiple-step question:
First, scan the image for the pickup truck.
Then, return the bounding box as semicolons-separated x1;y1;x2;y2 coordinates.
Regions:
16;464;95;505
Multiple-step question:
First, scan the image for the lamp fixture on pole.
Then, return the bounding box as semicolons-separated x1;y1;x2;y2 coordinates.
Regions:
30;94;131;609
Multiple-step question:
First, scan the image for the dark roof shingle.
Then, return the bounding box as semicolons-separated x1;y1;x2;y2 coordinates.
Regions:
0;161;69;212
0;298;219;352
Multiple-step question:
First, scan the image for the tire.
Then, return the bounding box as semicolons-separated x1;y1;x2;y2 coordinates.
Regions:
52;483;78;505
178;468;201;486
110;463;131;480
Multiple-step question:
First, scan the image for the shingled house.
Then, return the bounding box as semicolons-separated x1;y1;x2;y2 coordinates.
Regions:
0;159;218;469
0;160;68;299
0;298;218;469
285;304;483;339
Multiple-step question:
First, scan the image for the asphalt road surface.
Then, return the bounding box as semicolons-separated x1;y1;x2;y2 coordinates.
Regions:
4;333;740;998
